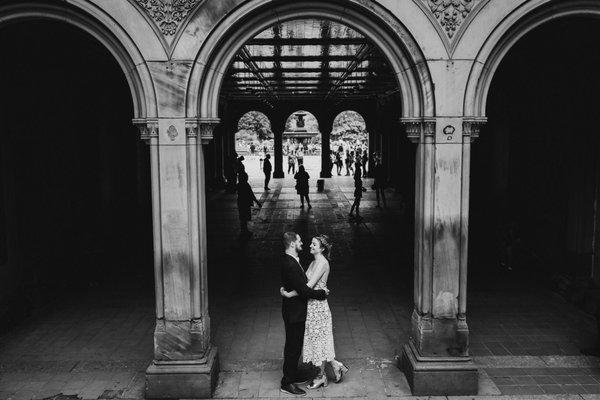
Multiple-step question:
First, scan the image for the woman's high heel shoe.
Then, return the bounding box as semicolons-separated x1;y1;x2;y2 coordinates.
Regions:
334;363;349;384
307;374;327;389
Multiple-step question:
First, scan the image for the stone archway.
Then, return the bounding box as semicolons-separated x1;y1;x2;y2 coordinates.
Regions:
0;2;157;120
463;0;600;120
185;0;435;126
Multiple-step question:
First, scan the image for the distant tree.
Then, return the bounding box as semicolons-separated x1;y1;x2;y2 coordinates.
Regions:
237;111;273;140
331;111;367;142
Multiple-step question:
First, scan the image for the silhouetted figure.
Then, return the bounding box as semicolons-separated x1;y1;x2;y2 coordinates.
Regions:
362;150;368;177
329;151;336;175
345;151;351;176
225;154;237;193
294;165;311;209
373;155;386;208
263;154;272;190
335;151;343;175
349;165;363;220
237;172;261;237
288;152;296;175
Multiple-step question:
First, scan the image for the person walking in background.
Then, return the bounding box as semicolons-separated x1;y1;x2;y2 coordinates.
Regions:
288;151;296;175
335;151;343;176
237;172;261;237
348;151;355;176
294;165;311;209
259;148;265;170
372;154;386;208
329;151;336;175
263;154;272;191
297;147;304;166
349;164;363;220
362;149;368;177
344;150;351;176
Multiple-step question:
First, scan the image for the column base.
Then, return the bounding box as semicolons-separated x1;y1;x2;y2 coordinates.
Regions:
401;342;477;396
320;170;332;178
273;170;284;178
146;346;219;399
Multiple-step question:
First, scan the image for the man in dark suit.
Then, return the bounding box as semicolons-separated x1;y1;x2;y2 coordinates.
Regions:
280;232;328;396
263;154;272;190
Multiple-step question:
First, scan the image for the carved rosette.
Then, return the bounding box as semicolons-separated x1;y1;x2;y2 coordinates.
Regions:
135;0;201;36
133;118;159;144
400;118;435;144
425;0;477;39
462;117;487;143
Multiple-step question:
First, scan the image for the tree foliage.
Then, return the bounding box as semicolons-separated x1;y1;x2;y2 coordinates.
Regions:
331;110;367;142
236;111;273;141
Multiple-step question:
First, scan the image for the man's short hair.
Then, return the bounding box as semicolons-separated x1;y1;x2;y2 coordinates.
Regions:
283;232;298;249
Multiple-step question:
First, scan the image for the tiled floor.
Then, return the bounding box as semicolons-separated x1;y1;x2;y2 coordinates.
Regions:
1;174;599;399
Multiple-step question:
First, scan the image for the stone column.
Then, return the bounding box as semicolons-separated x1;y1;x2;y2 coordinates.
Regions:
399;117;485;396
319;113;334;178
134;117;219;400
272;113;285;178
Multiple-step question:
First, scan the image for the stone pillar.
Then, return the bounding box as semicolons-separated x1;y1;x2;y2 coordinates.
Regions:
272;113;285;178
319;113;334;178
134;117;219;400
399;117;485;396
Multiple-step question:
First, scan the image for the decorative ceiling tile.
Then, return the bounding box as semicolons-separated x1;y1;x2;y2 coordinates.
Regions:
135;0;202;36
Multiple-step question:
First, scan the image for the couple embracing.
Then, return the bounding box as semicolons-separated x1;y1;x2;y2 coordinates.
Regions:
280;232;348;396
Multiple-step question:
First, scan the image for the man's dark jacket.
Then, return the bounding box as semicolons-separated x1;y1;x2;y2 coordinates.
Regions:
281;254;327;323
264;158;272;173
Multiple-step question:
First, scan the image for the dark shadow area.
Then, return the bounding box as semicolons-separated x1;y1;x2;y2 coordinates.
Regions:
466;18;600;360
0;21;154;330
470;18;600;291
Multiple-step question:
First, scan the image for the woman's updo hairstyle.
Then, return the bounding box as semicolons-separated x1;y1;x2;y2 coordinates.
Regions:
314;234;332;259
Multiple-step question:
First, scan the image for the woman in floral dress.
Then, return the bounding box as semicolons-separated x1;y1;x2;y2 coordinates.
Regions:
280;234;348;388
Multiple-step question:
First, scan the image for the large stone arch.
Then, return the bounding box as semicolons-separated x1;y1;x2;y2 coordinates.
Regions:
184;0;435;123
464;0;600;119
0;1;158;119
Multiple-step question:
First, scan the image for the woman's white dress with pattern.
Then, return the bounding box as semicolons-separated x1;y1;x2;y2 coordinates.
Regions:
302;262;335;365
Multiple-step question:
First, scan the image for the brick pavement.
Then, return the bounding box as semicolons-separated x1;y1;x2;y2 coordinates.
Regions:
1;175;600;399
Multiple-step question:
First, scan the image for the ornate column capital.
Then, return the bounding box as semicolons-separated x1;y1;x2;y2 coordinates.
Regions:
400;117;436;144
132;118;159;144
462;117;487;143
187;118;220;145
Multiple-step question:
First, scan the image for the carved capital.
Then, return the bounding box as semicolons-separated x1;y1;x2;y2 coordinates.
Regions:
185;119;198;141
462;117;487;143
400;117;435;144
133;118;159;144
196;117;220;145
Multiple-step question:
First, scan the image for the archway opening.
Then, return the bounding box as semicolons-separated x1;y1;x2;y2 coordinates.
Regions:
331;110;369;177
284;110;321;177
0;20;153;396
205;15;416;394
469;17;600;367
234;111;274;178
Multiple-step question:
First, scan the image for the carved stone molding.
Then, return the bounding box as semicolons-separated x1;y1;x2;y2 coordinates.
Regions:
400;117;435;144
415;0;491;56
133;118;159;144
134;0;202;36
187;118;220;144
462;117;487;143
426;0;476;39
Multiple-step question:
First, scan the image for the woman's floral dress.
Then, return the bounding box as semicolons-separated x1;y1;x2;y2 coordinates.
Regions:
302;262;335;365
